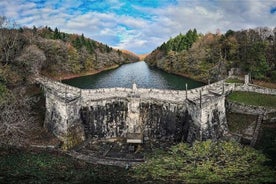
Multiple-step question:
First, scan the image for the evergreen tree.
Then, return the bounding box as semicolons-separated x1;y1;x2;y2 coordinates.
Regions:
80;33;85;45
19;27;24;33
86;41;94;54
160;29;198;53
73;37;82;49
32;25;37;33
54;27;60;39
48;27;53;32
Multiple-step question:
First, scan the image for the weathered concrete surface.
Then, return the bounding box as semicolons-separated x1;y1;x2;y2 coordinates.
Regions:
80;99;128;139
36;76;238;149
225;82;276;95
227;101;276;115
44;87;85;149
226;98;276;147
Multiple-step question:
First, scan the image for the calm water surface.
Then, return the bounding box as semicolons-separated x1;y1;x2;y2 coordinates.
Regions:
62;61;204;90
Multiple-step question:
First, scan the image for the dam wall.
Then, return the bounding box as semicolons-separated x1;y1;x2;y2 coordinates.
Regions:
38;76;233;149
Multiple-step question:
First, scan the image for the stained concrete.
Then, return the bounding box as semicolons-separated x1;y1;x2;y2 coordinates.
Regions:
36;76;239;149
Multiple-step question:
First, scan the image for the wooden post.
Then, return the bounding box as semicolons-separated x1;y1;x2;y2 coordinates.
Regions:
199;90;202;108
185;83;188;99
65;85;68;99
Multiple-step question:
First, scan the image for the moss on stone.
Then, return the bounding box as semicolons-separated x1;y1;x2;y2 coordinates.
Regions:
61;124;85;150
225;78;244;84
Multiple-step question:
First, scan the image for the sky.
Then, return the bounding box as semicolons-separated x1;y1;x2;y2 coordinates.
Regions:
0;0;276;54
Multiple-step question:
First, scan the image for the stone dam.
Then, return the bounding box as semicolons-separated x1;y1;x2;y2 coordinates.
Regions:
36;76;276;149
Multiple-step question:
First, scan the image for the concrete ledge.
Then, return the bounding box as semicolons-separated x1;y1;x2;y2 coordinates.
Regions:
227;101;276;115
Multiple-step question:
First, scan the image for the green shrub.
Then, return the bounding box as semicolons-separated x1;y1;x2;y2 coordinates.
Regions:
132;140;275;183
0;149;129;183
271;70;276;82
0;83;10;104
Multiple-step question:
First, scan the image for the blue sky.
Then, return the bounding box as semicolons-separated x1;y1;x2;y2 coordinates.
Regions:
0;0;276;54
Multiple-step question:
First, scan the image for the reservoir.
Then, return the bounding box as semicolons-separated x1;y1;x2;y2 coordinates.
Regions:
62;61;204;90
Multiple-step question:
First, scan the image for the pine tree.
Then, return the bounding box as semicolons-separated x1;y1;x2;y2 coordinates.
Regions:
73;37;82;49
54;27;60;39
80;33;85;44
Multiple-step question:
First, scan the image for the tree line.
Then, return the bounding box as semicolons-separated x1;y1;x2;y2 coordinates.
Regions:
159;29;199;53
145;27;276;82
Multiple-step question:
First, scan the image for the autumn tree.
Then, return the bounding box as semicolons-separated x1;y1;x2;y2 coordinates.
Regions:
0;16;19;65
15;45;46;75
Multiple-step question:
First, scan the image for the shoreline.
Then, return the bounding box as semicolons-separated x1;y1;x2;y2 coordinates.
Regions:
148;64;207;84
51;65;120;81
174;72;207;84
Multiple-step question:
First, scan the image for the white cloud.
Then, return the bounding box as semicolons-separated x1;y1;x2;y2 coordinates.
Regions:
1;0;276;54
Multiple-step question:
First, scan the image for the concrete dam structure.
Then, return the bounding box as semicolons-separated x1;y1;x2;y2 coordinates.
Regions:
36;76;234;149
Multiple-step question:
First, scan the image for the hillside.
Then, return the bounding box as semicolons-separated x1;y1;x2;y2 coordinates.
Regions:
145;28;276;83
0;17;139;145
121;49;140;60
138;53;149;61
1;22;139;84
0;21;140;96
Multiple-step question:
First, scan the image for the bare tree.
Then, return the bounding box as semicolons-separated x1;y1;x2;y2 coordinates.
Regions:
0;16;19;65
15;44;46;75
0;93;36;146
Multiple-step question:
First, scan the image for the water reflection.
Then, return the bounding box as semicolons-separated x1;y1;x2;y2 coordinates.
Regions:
62;61;204;90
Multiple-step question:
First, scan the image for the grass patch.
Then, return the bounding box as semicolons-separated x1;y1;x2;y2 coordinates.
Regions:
1;142;275;184
227;91;276;108
225;78;244;84
0;148;130;184
227;112;257;133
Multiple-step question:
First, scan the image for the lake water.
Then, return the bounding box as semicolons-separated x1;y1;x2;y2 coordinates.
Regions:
62;61;204;90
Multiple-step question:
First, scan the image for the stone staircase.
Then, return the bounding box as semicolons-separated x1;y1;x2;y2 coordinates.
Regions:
250;114;264;147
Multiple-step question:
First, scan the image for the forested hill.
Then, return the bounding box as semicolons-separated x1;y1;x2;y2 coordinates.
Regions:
0;22;139;86
145;28;276;83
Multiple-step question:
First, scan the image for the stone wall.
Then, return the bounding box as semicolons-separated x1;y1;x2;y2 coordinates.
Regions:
226;100;276;147
37;76;230;149
224;82;276;95
139;101;190;142
78;97;205;144
227;101;276;115
80;99;128;139
200;95;228;140
44;89;85;149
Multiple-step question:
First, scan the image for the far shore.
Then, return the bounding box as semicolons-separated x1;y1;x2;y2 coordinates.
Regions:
51;65;120;81
174;72;206;84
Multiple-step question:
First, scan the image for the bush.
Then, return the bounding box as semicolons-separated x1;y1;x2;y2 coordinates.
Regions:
0;83;9;103
271;70;276;82
132;140;275;183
